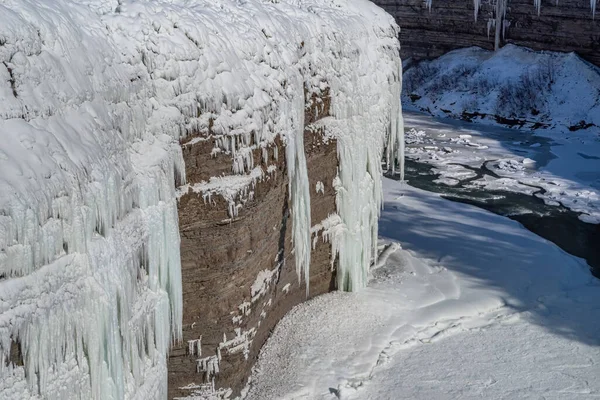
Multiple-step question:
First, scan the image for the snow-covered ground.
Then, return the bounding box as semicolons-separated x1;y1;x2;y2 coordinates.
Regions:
245;180;600;400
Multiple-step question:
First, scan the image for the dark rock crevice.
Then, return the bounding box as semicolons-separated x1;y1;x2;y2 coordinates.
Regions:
3;61;17;98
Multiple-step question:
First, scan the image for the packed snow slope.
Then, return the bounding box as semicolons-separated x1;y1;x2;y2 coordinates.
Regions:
0;0;403;399
403;45;600;134
246;181;600;400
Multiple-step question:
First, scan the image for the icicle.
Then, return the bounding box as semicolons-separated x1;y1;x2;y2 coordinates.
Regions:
592;0;597;18
398;63;406;182
285;73;312;296
494;0;508;50
487;18;495;39
385;63;405;180
425;0;433;11
534;0;542;15
474;0;481;21
503;19;511;39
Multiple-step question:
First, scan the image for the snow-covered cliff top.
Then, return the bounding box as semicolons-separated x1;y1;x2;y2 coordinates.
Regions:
0;0;402;398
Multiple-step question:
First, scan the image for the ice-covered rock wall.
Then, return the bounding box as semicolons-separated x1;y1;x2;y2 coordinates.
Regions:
0;0;403;398
0;1;185;398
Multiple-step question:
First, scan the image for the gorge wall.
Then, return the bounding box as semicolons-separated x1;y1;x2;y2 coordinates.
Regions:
0;0;404;399
373;0;600;66
168;91;339;399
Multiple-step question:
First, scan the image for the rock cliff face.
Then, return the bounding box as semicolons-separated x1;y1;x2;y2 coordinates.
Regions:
374;0;600;66
168;93;338;398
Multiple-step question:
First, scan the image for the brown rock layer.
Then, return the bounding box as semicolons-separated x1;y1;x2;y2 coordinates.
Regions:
373;0;600;66
168;90;338;398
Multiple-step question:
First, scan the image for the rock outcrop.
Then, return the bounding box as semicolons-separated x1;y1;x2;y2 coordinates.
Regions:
168;92;339;398
374;0;600;66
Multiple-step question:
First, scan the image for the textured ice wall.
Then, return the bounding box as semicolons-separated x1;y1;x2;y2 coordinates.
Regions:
0;0;402;398
0;1;184;399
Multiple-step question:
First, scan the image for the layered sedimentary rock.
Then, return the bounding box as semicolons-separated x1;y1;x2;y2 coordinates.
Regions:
0;0;403;399
169;91;338;399
374;0;600;66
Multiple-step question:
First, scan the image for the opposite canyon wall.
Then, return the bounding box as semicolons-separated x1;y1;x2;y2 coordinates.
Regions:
374;0;600;66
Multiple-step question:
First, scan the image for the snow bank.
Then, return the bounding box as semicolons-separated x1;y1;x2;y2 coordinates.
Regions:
403;45;600;135
0;0;402;398
246;181;600;400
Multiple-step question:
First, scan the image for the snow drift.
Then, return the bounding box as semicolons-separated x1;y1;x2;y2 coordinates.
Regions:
0;0;403;398
403;45;600;134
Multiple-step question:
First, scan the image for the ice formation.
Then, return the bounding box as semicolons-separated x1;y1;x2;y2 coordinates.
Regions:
179;167;265;218
219;328;256;361
250;269;277;303
0;1;184;399
423;0;597;18
311;39;404;291
315;181;325;195
0;0;403;398
474;0;481;21
188;338;202;357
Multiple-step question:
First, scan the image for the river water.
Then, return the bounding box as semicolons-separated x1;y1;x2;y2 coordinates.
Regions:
395;112;600;278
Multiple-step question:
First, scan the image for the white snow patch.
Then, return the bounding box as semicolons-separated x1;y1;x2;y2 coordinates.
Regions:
179;167;265;217
250;269;277;303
